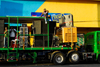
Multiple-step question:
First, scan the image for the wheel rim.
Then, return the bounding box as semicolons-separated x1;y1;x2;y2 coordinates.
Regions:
55;55;64;63
71;54;79;62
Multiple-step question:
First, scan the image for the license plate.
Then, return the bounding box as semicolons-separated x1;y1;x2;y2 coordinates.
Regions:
88;56;92;58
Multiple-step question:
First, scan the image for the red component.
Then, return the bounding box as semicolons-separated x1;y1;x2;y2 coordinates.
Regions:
12;44;19;48
63;45;66;47
32;15;37;16
87;54;88;57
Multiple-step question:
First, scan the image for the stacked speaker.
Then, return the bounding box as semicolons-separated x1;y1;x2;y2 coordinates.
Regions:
19;24;28;47
31;20;56;47
59;14;73;27
32;20;47;34
0;20;4;47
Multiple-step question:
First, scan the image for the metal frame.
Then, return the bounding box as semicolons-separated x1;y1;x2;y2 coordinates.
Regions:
0;16;72;62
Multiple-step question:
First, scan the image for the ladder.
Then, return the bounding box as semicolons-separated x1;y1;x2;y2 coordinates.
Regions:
7;49;19;62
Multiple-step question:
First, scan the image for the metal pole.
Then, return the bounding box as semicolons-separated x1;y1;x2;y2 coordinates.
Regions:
17;17;18;48
8;17;10;48
71;22;73;49
47;19;49;47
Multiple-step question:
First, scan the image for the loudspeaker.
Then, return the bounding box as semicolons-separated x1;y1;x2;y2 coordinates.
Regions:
33;21;56;47
20;27;28;32
19;36;28;47
32;20;47;34
33;20;41;34
20;27;28;35
22;23;27;27
0;20;4;47
41;20;47;34
0;36;4;47
0;20;4;34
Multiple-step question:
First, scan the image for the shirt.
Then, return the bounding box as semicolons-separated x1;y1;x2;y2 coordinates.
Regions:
10;29;16;37
44;11;48;16
4;31;8;37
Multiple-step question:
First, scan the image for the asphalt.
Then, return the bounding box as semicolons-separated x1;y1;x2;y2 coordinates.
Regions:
0;61;100;67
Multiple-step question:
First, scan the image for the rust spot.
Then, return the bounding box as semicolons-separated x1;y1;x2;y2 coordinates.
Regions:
12;48;14;50
16;59;18;61
7;59;8;61
61;48;63;50
42;48;44;50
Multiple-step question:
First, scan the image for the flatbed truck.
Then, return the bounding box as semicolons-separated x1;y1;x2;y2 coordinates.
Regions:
0;15;99;65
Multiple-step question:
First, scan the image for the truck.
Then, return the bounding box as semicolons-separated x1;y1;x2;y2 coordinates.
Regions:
0;13;99;65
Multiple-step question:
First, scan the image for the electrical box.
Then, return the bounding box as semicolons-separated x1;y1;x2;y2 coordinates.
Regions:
62;27;77;43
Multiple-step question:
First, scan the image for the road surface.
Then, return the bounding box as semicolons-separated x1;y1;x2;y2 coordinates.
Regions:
0;61;100;67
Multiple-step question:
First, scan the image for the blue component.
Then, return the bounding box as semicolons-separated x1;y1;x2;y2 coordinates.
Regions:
5;23;22;26
0;1;23;16
0;0;46;16
31;12;71;22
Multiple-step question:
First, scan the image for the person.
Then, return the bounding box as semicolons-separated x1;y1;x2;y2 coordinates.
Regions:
15;33;19;48
10;27;16;47
4;27;8;48
41;8;50;24
11;33;19;48
41;8;49;18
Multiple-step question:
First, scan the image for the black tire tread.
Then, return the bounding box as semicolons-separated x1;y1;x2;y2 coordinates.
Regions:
53;53;66;65
69;52;80;64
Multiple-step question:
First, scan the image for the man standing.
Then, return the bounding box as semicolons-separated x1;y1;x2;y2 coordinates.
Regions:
41;8;50;24
4;27;8;48
10;27;16;47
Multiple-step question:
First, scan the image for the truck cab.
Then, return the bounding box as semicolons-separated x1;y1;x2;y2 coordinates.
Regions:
83;31;100;62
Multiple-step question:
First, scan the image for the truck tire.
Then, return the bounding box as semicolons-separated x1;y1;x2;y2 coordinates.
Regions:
69;52;80;63
53;53;66;65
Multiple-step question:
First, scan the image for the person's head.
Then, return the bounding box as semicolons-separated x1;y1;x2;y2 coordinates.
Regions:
44;8;46;12
5;27;7;30
11;27;13;29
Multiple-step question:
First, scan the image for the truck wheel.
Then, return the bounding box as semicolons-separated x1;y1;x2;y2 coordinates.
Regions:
69;52;80;63
53;53;66;65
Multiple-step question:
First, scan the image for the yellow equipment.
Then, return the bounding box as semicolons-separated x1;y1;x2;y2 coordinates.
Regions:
56;27;77;48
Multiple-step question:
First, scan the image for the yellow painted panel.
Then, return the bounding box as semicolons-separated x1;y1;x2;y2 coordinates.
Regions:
62;27;77;43
74;21;98;27
36;0;98;27
97;3;100;27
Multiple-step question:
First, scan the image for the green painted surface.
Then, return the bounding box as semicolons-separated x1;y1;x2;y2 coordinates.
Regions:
77;37;84;46
47;20;49;47
28;52;37;63
85;31;100;60
0;34;4;36
0;47;71;50
6;16;45;19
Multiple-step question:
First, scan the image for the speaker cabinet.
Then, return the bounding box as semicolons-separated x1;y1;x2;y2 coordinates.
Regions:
0;20;4;47
19;36;28;47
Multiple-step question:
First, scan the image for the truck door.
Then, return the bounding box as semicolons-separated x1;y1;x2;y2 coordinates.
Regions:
97;32;100;50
